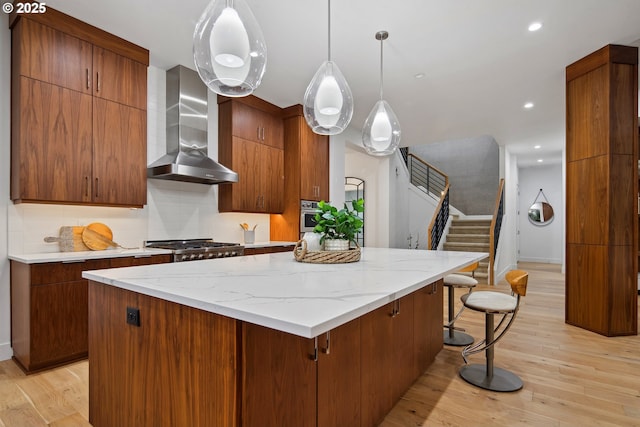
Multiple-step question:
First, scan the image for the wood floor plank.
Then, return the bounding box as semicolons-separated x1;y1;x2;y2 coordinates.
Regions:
49;412;91;427
14;374;78;423
0;262;638;427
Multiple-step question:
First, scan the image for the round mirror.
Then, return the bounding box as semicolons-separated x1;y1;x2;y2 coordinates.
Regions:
528;201;554;226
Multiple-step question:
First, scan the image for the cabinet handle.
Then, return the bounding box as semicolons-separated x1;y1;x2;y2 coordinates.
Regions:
96;72;100;92
390;300;400;317
428;282;438;295
84;176;89;197
321;331;331;355
94;177;99;198
86;68;90;89
261;127;265;141
257;126;261;140
311;336;319;361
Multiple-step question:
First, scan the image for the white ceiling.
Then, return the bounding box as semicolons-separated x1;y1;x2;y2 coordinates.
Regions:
44;0;640;167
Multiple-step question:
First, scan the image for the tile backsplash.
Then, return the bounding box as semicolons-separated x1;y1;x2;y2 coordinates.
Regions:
8;65;272;255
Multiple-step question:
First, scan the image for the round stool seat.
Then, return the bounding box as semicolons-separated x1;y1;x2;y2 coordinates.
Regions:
444;274;478;288
443;274;478;347
462;291;517;313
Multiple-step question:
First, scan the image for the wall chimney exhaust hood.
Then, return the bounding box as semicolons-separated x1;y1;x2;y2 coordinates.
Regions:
147;65;239;184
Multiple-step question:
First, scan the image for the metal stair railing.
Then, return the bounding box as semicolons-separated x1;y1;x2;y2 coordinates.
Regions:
427;183;450;250
489;179;505;286
408;154;448;198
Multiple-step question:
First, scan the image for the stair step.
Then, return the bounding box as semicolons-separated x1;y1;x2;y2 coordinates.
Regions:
448;226;490;235
443;242;490;252
446;234;490;243
451;219;492;227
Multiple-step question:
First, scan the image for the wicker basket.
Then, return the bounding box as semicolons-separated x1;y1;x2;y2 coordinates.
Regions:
293;239;361;264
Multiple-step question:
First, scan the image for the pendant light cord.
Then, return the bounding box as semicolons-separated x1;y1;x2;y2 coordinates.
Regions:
379;36;384;100
327;0;332;61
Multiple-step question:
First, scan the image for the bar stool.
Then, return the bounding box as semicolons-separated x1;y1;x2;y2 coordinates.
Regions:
458;269;528;392
443;262;479;346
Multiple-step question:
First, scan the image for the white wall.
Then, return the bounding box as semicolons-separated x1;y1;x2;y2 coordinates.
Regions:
518;164;563;263
494;148;519;283
344;142;393;248
0;20;12;360
407;186;439;250
390;152;410;249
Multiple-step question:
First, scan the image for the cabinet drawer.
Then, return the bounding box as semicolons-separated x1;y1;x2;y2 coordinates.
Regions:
110;254;172;267
30;259;111;285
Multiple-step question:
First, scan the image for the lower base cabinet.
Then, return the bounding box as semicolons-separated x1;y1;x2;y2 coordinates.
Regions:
10;254;171;373
87;279;443;427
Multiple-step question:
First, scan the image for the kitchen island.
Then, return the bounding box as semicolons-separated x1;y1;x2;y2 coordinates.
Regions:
83;248;486;427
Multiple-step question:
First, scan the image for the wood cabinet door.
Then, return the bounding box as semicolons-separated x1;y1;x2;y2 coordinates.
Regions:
14;19;93;94
263;145;284;213
300;121;329;201
93;98;147;207
262;110;284;149
391;294;415;403
360;302;395;427
14;77;93;203
413;281;443;375
231;101;263;143
93;46;147;110
242;323;316;427
30;280;88;368
229;138;262;211
231;101;283;148
317;318;361;427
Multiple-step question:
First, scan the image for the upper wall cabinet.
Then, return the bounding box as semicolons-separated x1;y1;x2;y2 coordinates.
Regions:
10;8;149;207
218;96;284;214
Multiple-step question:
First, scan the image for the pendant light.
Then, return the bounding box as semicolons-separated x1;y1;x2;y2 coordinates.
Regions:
362;31;401;156
303;0;353;135
193;0;267;97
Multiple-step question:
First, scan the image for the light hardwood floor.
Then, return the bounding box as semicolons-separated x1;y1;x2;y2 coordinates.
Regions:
0;262;638;427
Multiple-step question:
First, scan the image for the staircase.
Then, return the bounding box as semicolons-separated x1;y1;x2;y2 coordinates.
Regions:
442;218;491;283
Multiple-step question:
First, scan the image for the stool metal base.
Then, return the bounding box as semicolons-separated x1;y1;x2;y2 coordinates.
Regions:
459;364;523;392
443;330;474;346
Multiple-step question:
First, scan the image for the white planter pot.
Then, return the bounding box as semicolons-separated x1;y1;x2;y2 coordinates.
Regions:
324;239;349;251
302;232;323;251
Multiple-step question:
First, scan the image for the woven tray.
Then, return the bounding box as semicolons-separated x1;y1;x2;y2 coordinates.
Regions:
293;239;361;264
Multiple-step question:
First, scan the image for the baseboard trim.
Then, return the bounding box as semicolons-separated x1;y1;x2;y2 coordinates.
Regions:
0;342;13;362
518;257;563;264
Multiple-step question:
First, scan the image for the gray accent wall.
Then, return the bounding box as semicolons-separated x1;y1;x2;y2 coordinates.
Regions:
410;136;500;215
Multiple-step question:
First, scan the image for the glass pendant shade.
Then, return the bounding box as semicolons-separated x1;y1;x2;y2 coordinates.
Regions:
362;100;401;156
193;0;266;97
304;60;353;134
362;30;401;156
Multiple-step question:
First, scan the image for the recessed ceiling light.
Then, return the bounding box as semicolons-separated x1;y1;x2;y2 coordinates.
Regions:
528;22;542;32
537;159;544;163
524;102;534;109
414;73;425;79
534;145;541;149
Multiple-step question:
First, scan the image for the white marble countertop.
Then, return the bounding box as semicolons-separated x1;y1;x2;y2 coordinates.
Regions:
83;248;486;338
8;248;173;264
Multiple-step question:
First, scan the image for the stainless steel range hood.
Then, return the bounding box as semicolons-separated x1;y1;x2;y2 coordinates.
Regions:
147;65;238;184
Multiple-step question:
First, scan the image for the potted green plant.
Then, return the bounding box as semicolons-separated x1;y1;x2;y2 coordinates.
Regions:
313;199;364;251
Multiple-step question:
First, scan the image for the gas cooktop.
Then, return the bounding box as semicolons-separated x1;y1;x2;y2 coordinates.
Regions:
144;239;244;262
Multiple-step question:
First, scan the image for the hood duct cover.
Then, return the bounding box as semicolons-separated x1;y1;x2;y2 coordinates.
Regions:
147;65;238;184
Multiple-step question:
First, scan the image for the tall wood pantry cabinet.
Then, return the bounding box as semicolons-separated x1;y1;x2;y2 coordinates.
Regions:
218;96;284;213
565;44;638;336
270;105;330;241
10;8;149;207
